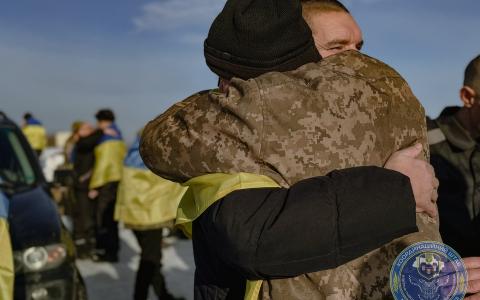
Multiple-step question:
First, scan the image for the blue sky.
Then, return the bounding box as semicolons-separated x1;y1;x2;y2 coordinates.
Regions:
0;0;479;141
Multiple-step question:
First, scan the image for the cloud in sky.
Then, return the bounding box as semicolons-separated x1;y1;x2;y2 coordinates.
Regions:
133;0;224;32
132;0;388;33
0;33;216;141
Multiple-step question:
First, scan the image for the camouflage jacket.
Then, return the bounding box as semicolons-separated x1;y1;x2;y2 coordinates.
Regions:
141;50;441;299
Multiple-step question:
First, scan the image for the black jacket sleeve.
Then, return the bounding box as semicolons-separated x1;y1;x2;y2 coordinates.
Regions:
195;166;417;280
75;130;103;153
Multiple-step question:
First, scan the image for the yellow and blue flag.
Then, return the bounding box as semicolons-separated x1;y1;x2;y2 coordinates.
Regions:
115;136;186;229
22;117;47;151
0;191;14;300
89;124;126;189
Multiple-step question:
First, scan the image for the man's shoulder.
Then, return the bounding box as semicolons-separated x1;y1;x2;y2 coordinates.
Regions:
155;90;212;120
142;89;213;150
255;51;408;91
426;117;447;147
179;89;211;106
427;114;469;153
427;109;463;148
317;50;402;80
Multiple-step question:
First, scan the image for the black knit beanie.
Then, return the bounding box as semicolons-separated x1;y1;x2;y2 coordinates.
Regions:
205;0;321;80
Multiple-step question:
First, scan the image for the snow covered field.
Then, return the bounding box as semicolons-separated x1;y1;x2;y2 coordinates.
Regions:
77;228;194;300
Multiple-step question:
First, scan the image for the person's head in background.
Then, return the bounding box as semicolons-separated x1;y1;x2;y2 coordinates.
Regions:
95;109;115;130
301;0;363;58
64;121;92;162
457;55;480;137
69;121;83;141
75;122;94;139
23;112;32;122
66;121;93;147
22;112;33;126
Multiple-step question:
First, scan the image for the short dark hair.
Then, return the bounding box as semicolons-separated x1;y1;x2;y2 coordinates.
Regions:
23;112;32;120
301;0;350;17
464;55;480;92
95;109;115;122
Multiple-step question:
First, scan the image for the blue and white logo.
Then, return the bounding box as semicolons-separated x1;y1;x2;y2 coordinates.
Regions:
390;241;467;300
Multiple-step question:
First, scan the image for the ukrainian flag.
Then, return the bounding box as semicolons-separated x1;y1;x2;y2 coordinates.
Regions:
89;124;126;189
115;136;187;229
0;191;13;300
22;118;47;151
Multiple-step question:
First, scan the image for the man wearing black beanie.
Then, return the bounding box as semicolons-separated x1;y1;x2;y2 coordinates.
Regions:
204;0;320;80
140;0;442;299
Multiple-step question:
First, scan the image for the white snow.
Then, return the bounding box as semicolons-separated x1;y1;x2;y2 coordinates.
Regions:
77;228;194;300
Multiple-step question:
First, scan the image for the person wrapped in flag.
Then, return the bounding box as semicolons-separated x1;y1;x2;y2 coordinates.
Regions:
116;131;186;300
88;109;126;262
21;113;47;156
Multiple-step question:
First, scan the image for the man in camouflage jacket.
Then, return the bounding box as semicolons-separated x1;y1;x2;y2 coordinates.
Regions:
142;50;441;299
141;0;441;299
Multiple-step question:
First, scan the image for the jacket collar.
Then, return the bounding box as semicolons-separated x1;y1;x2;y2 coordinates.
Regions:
437;111;476;151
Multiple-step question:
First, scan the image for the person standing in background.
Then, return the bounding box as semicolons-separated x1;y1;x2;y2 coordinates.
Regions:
70;121;102;258
64;121;83;165
429;55;480;257
115;131;186;300
88;109;126;262
22;112;47;157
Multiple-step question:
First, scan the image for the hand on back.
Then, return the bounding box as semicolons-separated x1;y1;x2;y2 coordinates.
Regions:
385;143;439;218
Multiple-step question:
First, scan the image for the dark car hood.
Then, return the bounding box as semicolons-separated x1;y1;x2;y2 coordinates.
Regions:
8;186;61;250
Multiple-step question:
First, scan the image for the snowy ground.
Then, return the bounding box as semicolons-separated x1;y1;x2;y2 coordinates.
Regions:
77;228;194;300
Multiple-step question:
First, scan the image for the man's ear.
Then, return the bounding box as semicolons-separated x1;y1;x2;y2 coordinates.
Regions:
460;86;476;108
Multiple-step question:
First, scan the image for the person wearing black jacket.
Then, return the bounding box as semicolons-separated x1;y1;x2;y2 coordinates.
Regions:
428;55;480;257
189;149;436;299
71;122;103;258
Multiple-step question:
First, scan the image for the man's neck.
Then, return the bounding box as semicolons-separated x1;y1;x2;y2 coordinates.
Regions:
218;78;230;94
455;107;480;139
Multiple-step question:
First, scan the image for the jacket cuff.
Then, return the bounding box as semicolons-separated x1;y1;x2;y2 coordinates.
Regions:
331;166;418;263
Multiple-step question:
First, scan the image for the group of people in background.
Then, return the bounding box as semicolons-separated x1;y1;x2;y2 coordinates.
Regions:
67;110;184;300
22;109;184;299
66;109;125;262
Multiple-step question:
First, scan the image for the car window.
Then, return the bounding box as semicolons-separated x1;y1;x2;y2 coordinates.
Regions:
0;127;36;187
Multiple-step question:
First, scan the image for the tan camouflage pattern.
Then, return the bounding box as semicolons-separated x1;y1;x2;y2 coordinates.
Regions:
140;50;441;299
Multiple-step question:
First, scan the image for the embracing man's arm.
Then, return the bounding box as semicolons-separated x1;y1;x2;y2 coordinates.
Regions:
195;144;437;280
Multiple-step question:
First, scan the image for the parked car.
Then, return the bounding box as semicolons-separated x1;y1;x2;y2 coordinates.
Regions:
0;112;87;300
